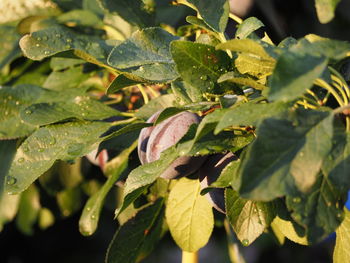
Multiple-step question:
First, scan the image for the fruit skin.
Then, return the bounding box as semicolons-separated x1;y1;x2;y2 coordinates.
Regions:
199;152;236;214
137;111;161;165
138;111;206;179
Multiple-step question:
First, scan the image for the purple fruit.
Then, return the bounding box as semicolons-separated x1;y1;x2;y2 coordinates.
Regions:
199;152;236;214
138;111;206;179
137;111;161;165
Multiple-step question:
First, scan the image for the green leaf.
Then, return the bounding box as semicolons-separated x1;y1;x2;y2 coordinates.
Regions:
239;110;334;201
292;35;350;61
115;147;179;217
171;81;201;104
225;188;275;246
107;74;143;94
50;57;85;71
98;0;155;28
215;101;292;133
187;0;229;32
21;96;120;126
315;0;341;24
0;84;58;140
79;141;136;236
171;41;231;94
5;121;111;194
42;66;91;91
271;216;308;245
15;184;41;235
0;140;16;197
19;25;116;68
323;132;350;192
166;177;214;252
107;27;179;83
135;94;175;120
186;16;215;33
57;187;82;217
57;9;103;27
268;51;328;102
286;174;344;243
0;25;21;70
334;209;350;263
236;17;264;39
106;199;164;263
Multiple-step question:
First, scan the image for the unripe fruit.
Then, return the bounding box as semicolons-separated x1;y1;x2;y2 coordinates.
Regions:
199;152;236;214
138;111;206;179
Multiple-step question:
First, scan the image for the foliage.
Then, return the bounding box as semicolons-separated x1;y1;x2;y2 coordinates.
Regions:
0;0;349;262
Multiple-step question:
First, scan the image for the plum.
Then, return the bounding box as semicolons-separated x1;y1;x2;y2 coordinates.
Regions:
137;111;161;165
199;152;236;214
138;111;206;179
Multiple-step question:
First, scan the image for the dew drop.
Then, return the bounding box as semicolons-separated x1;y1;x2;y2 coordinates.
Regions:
38;148;44;153
242;239;249;246
49;137;56;145
55;33;61;38
326;201;332;207
139;66;144;72
15;101;20;105
25;110;32;114
36;37;42;41
81;112;86;117
44;51;50;55
91;214;96;219
337;212;342;218
299;151;304;157
8;95;12;100
64;132;68;136
66;38;72;43
23;146;29;152
86;207;91;211
65;44;72;49
4;111;9;116
200;75;208;81
6;176;17;185
18;157;25;163
192;65;197;69
43;36;48;41
36;43;40;47
293;197;301;203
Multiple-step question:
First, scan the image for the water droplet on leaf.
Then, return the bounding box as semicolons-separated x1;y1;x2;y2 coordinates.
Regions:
25;110;32;114
6;176;17;185
293;197;301;203
242;239;249;246
49;138;56;145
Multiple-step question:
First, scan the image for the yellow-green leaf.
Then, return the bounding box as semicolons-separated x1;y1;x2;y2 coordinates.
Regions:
334;209;350;263
166;177;214;252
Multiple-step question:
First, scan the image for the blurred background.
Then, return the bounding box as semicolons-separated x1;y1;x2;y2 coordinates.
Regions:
1;0;350;262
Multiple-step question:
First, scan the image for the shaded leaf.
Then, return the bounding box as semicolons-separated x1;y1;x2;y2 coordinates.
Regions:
268;51;328;102
215;101;292;133
286;174;344;243
0;192;21;232
239;110;334;201
106;199;164;263
107;74;143;94
0;25;21;70
271;216;308;245
57;187;82;217
135;94;175;120
98;0;155;28
166;178;214;252
187;0;229;32
0;140;16;197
